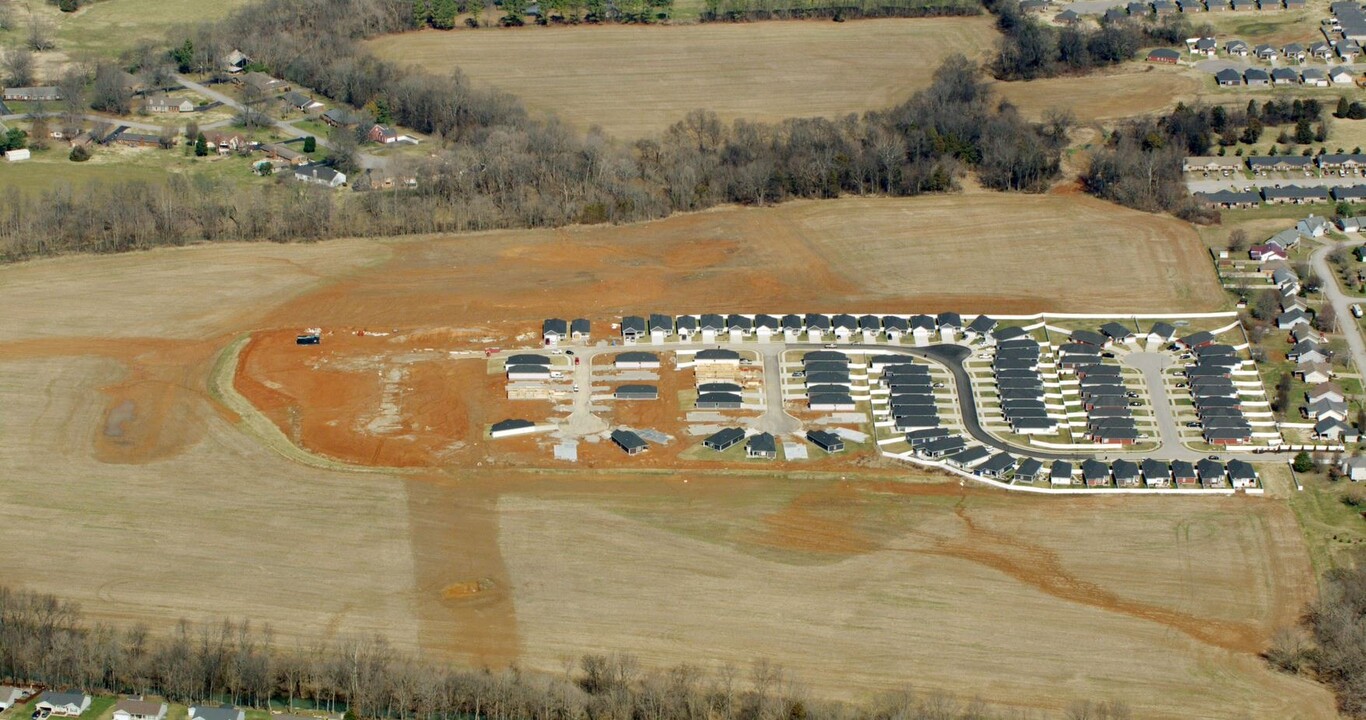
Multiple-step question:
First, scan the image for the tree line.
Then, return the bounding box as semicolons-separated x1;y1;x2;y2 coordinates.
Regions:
1266;555;1366;718
0;585;1135;720
984;0;1206;80
699;0;979;23
0;0;1065;262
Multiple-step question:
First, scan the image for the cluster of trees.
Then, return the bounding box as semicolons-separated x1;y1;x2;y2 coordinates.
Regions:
1267;558;1366;718
0;53;1064;263
1336;97;1366;121
1;0;1061;262
1083;100;1335;220
49;0;91;11
985;0;1203;80
0;585;1132;720
700;0;979;22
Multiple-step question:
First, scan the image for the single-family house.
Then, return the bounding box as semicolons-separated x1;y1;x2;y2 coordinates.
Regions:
675;315;698;341
282;90;324;111
1049;460;1073;486
239;71;288;95
1226;38;1250;55
1288;339;1327;363
1249;242;1288;262
0;687;26;711
704;427;746;452
294;163;346;188
754;314;780;340
223;49;250;73
1112;459;1141;487
542;318;568;345
620;315;647;343
807;430;845;453
1082;459;1111;487
1302;67;1329;85
37;693;92;718
1271;66;1301;84
1308;382;1346;404
206;132;248;155
1309;397;1349;421
263;143;306;166
1244;67;1271;86
976;452;1017;478
1149;322;1177;343
1298;361;1334;383
1330;66;1358;84
366;124;399;144
1311;41;1335;59
1298;215;1333;237
1197;458;1227;487
1014;458;1044;481
113;700;167;720
321;108;363;128
610;429;648;455
1172;460;1199;488
1254;44;1278;60
1227;459;1259;489
1283;42;1308;61
1141;459;1172;487
648;313;673;343
1188;37;1219;55
144;94;196;113
1316;417;1360;441
1148;48;1182;63
746;432;777;459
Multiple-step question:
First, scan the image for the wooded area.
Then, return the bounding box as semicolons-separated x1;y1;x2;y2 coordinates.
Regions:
0;0;1063;262
0;585;1130;720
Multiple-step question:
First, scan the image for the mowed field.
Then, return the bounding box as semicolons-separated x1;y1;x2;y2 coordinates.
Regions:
0;193;1325;718
0;0;254;60
364;19;1000;138
993;63;1204;123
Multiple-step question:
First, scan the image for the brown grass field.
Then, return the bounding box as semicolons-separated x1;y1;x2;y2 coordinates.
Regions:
993;63;1205;123
363;18;1000;138
0;193;1332;718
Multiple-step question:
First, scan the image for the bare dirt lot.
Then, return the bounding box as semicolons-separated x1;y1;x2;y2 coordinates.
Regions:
363;18;999;138
0;193;1321;718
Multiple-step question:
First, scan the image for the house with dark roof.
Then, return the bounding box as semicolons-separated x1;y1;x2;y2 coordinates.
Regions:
696;348;742;365
1244;67;1271;86
648;314;673;342
1082;459;1111;487
1197;459;1226;487
489;419;537;438
571;318;591;341
1270;66;1300;84
831;314;858;340
675;315;697;341
806;430;845;453
1050;460;1073;485
698;392;744;409
966;315;997;337
615;384;658;401
283;90;323;111
1112;459;1141;487
946;446;992;469
1214;67;1244;86
1141;459;1171;487
1227;459;1259;488
1148;48;1182;63
543;318;568;345
976;452;1016;478
704;427;746;452
746;432;776;459
611;429;648;454
621;316;647;342
294;163;347;188
1015;458;1044;481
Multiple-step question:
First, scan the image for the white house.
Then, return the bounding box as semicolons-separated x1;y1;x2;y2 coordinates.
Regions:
1330;66;1358;85
112;700;167;720
36;692;91;717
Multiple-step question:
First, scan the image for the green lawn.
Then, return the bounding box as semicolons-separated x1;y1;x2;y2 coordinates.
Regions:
0;0;255;59
1288;473;1366;575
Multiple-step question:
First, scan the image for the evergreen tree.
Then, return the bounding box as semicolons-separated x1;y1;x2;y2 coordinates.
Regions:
1295;118;1314;145
302;136;316;153
194;132;208;157
1337;96;1350;118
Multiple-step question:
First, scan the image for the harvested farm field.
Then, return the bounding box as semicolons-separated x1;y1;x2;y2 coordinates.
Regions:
0;191;1318;719
363;18;999;138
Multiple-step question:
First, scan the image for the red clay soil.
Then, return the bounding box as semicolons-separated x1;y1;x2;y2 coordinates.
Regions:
1;336;226;465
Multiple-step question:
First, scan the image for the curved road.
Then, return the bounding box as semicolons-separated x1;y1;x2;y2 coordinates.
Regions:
1310;237;1366;376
